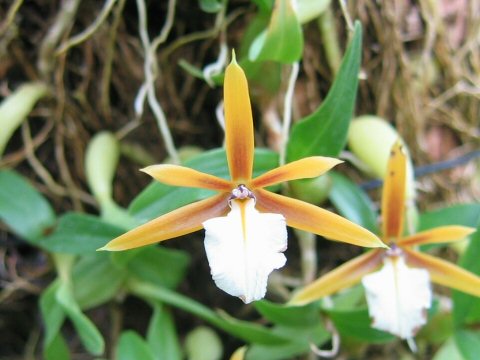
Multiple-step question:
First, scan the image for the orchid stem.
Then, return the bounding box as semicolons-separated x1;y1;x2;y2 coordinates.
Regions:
295;229;317;285
280;62;299;165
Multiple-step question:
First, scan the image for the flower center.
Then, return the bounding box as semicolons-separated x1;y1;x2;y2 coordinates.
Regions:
385;243;403;258
229;184;255;206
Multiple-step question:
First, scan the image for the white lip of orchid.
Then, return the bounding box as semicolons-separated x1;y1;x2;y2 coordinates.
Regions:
203;186;287;303
362;250;432;345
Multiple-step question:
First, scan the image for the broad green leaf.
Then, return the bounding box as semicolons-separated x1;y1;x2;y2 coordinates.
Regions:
251;0;274;13
0;170;56;242
117;331;156;360
417;311;453;345
454;329;480;360
325;308;395;343
129;148;278;221
329;284;366;311
453;226;480;326
127;246;190;289
249;0;303;63
44;333;71;360
246;323;330;360
147;302;182;360
56;283;104;355
254;300;321;328
433;337;464;360
286;21;362;161
72;252;127;310
40;280;66;347
40;213;124;254
329;172;378;233
128;280;289;345
419;204;480;230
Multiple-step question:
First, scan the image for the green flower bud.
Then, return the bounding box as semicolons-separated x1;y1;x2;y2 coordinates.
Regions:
0;82;49;157
290;174;332;206
85;131;120;206
348;115;416;200
185;326;222;360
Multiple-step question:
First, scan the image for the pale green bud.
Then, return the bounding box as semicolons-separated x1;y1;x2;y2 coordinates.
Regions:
185;326;222;360
0;82;49;157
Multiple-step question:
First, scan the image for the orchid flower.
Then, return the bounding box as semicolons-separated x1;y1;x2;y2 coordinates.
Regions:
100;54;384;304
290;141;479;341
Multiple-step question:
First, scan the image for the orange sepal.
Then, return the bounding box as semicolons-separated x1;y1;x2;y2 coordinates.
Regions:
224;53;254;182
399;226;476;247
142;164;232;191
404;248;480;297
99;194;229;251
290;250;383;305
254;189;386;248
250;156;342;189
381;140;407;243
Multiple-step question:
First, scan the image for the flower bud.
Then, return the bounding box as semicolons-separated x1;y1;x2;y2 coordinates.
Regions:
348;116;416;198
85;131;120;206
0;82;49;157
185;326;222;360
289;174;332;206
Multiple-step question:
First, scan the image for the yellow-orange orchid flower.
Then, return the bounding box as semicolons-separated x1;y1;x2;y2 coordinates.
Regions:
101;55;384;303
290;141;478;340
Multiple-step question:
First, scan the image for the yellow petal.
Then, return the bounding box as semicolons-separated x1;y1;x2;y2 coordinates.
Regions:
403;248;480;297
290;250;383;305
99;194;229;251
250;156;342;189
382;140;407;243
399;226;476;247
142;164;232;191
254;189;386;248
224;53;254;182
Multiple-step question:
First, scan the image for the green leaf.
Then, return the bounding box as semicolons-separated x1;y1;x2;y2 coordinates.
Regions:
127;246;190;289
454;329;480;360
117;331;156;360
286;21;362;161
147;302;182;360
419;204;480;230
129;148;278;221
254;300;321;328
44;333;71;360
329;284;366;311
249;0;303;63
329;172;378;233
246;323;330;360
40;213;124;254
128;280;289;345
40;280;66;347
0;170;56;242
452;226;480;326
72;252;127;310
56;283;104;355
326;308;395;343
433;337;464;360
